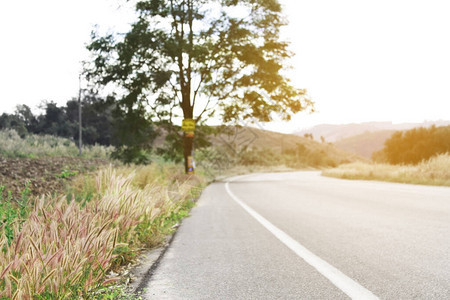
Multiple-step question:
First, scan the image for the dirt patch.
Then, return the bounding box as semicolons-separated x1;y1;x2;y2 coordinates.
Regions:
0;156;110;200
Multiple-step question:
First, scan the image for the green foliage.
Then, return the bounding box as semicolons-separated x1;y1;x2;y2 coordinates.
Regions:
110;104;157;165
0;97;117;147
156;130;184;163
164;200;195;229
111;245;136;269
0;112;28;138
66;95;117;146
0;183;31;245
156;124;212;163
86;0;313;169
57;169;79;179
373;125;450;165
0;96;159;164
111;147;151;165
88;285;142;299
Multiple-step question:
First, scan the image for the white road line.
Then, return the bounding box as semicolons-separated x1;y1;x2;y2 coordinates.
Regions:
225;180;379;300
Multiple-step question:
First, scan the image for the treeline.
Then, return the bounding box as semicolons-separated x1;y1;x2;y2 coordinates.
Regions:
0;96;116;146
0;96;158;163
0;96;203;164
373;125;450;165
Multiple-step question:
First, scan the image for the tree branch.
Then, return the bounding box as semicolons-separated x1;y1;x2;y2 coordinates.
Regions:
196;95;213;122
187;0;193;109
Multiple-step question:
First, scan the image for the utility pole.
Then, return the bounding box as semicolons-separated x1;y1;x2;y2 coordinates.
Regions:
78;74;82;156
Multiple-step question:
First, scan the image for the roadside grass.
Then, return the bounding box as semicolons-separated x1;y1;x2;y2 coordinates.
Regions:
88;285;143;299
195;143;362;180
0;129;113;159
0;127;363;298
0;183;31;245
0;163;205;299
322;153;450;186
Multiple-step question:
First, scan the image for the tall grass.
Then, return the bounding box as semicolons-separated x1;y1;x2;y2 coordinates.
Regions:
0;129;113;159
322;153;450;186
0;184;31;246
0;164;202;299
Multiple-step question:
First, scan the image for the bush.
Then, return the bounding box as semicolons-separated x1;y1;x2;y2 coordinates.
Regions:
373;125;450;165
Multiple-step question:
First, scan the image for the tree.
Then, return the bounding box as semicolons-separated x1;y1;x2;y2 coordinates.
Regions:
111;102;158;164
66;94;117;146
15;105;37;133
0;112;28;138
373;125;450;165
34;101;75;138
86;0;313;172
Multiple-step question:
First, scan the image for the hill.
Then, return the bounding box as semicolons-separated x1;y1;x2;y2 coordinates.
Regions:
154;125;363;164
207;126;365;167
294;121;450;143
155;125;364;169
334;130;395;159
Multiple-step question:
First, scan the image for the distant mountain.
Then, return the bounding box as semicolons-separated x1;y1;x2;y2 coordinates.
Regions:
294;121;450;143
294;120;450;159
334;130;395;159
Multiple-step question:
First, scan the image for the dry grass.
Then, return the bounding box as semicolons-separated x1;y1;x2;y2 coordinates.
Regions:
0;163;203;299
0;129;113;159
322;153;450;186
192;126;364;170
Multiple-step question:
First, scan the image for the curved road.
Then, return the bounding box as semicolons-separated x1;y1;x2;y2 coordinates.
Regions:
142;171;450;299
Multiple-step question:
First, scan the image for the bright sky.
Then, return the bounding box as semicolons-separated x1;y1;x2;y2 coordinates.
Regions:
1;0;449;133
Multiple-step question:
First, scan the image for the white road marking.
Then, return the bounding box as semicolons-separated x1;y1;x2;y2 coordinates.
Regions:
225;180;379;300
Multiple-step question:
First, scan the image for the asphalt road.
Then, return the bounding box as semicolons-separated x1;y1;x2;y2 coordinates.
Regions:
142;171;450;299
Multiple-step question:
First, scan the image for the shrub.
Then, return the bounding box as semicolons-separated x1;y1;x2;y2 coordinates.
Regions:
373;125;450;165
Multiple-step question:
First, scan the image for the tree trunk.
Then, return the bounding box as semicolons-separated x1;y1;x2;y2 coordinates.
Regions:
183;132;194;174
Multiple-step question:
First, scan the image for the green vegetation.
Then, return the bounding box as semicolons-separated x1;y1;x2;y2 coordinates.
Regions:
87;0;313;171
0;0;363;294
0;163;204;299
0;125;361;298
323;153;450;186
0;98;116;146
0;183;31;245
89;285;142;299
373;125;450;164
0;97;157;165
57;169;79;179
0;129;112;159
0;1;375;298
